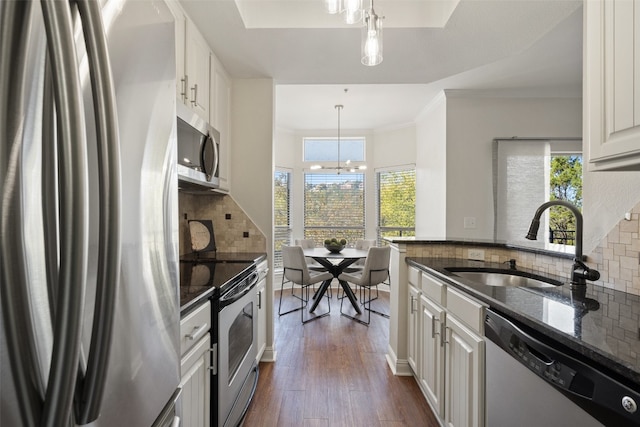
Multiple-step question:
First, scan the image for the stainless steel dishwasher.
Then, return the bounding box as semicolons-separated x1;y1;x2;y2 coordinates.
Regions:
485;310;640;427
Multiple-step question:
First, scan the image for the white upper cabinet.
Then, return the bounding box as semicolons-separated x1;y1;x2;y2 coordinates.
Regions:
210;53;231;191
185;19;210;120
166;0;210;120
585;0;640;170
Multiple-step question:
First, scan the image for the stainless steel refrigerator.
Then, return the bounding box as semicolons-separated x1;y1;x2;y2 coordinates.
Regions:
1;0;181;425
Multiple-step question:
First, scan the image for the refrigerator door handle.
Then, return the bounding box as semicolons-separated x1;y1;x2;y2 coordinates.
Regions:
40;0;89;425
72;0;122;423
1;2;48;425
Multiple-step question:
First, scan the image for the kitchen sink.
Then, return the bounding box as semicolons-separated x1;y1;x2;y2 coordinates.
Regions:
445;269;563;288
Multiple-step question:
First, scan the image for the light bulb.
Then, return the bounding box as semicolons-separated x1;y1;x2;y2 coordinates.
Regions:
325;0;343;14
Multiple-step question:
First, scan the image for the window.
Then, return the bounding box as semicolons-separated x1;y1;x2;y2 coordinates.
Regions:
274;170;291;269
377;168;416;243
548;154;582;246
303;137;365;162
304;173;365;245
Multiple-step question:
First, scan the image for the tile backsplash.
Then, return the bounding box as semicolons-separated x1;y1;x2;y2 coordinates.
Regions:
405;201;640;295
590;203;640;295
178;192;266;255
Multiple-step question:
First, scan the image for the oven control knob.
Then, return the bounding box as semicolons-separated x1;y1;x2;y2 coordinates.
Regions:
622;396;637;414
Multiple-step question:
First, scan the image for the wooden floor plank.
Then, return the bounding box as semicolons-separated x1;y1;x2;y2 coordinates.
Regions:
243;290;439;427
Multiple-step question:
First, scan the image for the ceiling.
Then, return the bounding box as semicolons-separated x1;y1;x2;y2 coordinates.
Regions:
180;0;583;131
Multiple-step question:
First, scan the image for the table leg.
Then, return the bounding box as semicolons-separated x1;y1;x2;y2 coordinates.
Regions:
339;279;362;314
308;279;332;313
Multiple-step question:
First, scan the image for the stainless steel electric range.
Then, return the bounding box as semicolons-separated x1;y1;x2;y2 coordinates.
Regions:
180;252;261;427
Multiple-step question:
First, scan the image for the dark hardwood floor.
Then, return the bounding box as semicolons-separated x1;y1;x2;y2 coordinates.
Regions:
243;287;439;427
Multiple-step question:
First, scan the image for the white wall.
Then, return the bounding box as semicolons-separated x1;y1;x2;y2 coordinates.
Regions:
230;78;275;359
372;125;417;169
443;92;582;240
415;93;447;237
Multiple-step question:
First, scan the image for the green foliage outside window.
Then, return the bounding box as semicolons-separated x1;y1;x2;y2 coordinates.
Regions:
549;155;582;245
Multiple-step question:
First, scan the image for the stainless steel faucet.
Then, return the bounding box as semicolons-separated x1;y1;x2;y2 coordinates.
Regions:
525;200;600;286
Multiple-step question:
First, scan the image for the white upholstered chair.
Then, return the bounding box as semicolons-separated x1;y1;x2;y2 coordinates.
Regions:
279;245;333;324
338;246;391;325
294;239;326;271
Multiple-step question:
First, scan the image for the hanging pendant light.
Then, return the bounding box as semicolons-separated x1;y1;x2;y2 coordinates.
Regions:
344;0;363;24
361;0;383;66
335;104;343;174
325;0;343;15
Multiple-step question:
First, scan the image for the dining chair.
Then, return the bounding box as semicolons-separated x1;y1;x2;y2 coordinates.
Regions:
338;245;391;325
279;245;333;324
294;239;326;271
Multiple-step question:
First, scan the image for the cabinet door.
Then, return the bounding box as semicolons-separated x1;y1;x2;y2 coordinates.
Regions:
586;0;640;170
185;19;210;119
165;0;186;103
210;54;231;190
180;334;211;427
444;315;485;427
407;285;421;374
256;277;267;362
420;295;445;418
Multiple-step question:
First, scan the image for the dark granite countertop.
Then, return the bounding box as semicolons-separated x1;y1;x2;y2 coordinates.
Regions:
179;253;267;316
407;257;640;388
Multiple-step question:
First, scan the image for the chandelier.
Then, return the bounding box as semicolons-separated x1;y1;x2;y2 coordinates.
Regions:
324;0;383;66
311;105;367;174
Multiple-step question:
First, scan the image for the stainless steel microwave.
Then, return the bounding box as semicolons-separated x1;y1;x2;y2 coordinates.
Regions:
176;103;220;190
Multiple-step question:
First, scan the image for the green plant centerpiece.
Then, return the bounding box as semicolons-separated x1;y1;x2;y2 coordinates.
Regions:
324;238;347;253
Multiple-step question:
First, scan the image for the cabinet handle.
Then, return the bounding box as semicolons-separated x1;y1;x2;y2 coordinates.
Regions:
190;83;198;106
432;317;440;339
410;296;415;314
185;324;207;341
441;324;449;346
180;76;187;101
258;290;262;309
208;344;217;375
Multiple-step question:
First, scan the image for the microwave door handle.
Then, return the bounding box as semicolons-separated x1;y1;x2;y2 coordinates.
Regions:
200;134;214;180
212;135;219;179
73;0;122;423
1;2;49;425
40;0;90;425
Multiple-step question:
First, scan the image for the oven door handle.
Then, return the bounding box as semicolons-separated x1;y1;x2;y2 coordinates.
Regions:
219;272;259;308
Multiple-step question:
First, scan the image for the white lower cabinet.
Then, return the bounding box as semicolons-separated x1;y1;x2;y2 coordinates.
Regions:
180;334;211;427
419;294;445;417
180;301;212;427
408;283;421;373
409;269;486;427
444;310;485;427
256;260;269;362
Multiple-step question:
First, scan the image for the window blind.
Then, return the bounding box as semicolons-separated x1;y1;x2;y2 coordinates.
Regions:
304;173;365;244
274;170;291;269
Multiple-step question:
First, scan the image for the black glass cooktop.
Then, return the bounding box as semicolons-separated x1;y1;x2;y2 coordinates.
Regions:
179;259;254;311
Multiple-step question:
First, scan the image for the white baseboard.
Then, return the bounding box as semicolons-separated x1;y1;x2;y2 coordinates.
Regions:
385;344;413;376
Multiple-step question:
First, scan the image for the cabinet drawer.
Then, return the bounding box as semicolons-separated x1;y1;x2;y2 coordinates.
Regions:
180;301;211;356
422;273;446;306
446;287;485;333
408;266;421;287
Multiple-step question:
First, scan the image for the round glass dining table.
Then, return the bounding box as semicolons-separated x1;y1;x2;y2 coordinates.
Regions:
302;247;369;314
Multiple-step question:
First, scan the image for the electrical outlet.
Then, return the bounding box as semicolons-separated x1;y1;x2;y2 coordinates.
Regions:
468;249;485;261
464;217;476;229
